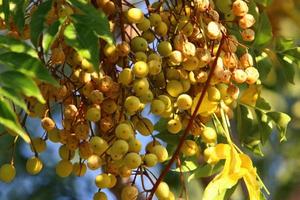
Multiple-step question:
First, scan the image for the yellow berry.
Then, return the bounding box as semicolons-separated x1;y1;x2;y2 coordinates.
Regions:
26;157;43;175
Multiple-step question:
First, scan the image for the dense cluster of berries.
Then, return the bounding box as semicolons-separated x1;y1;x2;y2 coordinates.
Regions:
0;0;261;199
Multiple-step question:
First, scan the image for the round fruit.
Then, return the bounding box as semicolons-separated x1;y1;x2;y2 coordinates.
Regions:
143;153;158;167
115;123;134;140
149;13;162;27
137;18;150;31
123;152;142;169
73;162;87;176
55;160;73;177
121;185;138;200
41;117;55;131
166;80;184;97
124;96;141;113
0;164;16;183
128;138;142;153
131;37;148;52
158;41;172;57
87;155;103;170
155;182;170;199
132;61;149;78
118;68;133;85
26;157;43;175
93;191;108;200
167;118;182;134
95;173;111;188
180;140;199;156
90;136;109;155
86;105;101;122
151;99;166;115
201;127;217;144
152;145;168;162
176;94;193;110
31;137;47;153
127;8;144;23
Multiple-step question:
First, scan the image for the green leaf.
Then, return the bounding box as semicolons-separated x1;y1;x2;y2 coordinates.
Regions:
155;130;181;146
188;161;224;182
173;159;198;172
30;0;53;47
237;104;256;142
0;99;30;143
0;52;58;85
12;0;25;32
67;0;113;44
256;97;271;111
64;21;99;71
277;55;296;84
0;35;37;57
256;56;272;80
254;12;273;47
254;0;272;7
154;118;168;131
2;0;10;26
275;37;295;52
255;109;273;144
43;20;61;53
0;87;28;111
224;183;239;200
0;70;45;103
267;111;291;142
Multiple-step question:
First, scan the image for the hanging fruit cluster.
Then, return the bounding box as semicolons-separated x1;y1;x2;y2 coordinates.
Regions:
0;0;273;200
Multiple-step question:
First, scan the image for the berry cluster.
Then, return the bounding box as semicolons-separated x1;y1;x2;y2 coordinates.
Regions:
0;0;262;199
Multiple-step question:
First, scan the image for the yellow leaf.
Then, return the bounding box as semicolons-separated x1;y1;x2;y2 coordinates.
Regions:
191;92;218;117
240;84;262;107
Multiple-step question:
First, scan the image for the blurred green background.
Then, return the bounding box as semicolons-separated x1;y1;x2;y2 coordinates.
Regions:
0;0;300;199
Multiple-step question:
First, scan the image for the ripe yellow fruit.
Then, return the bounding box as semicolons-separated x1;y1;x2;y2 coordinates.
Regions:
90;136;108;155
108;173;117;188
93;191;108;200
148;60;162;75
0;164;16;183
232;0;249;16
131;37;148;52
115;123;134;140
31;137;47;153
55;160;73;178
207;86;221;102
110;139;129;155
133;78;149;97
87;155;103;170
166;80;184;97
41;117;55;131
241;29;255;42
182;56;199;71
155;182;170;199
157;41;172;57
158;95;172;109
151;99;166;115
152;145;168;162
168;50;183;66
167;118;182;134
102;99;117;114
135;51;147;62
127;8;144;23
143;153;158;167
239;14;255;29
245;67;259;84
118;68;133;85
128;138;142;153
26;157;43;175
103;43;117;57
180;140;199;156
89;90;104;105
59;144;75;160
141;30;155;43
121;185;138;200
201;127;217;144
176;94;193;110
146;140;161;153
95;173;111;188
124;96;141;113
86;105;101;122
132;61;149;78
139;90;154;103
207;21;221;40
47;128;60;143
73;162;87;177
123;152;142;169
